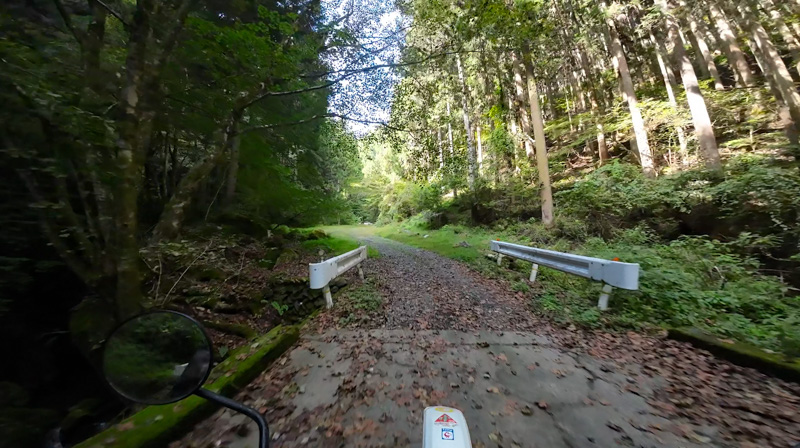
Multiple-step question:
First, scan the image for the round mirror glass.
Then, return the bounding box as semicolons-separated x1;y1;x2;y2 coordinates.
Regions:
102;311;213;404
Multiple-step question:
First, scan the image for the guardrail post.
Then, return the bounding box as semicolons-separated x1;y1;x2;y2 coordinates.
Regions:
323;285;333;309
598;284;613;310
496;254;504;266
529;263;539;283
357;263;364;280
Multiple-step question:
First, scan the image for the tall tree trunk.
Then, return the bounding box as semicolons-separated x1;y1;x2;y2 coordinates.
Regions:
661;2;721;169
511;52;535;159
437;127;444;169
446;98;457;197
650;31;689;166
114;1;157;319
476;124;483;173
684;6;726;90
601;1;655;176
681;26;712;79
222;134;240;208
737;1;800;136
709;2;757;88
446;99;455;159
456;54;478;190
523;54;555;226
759;0;800;75
747;27;799;148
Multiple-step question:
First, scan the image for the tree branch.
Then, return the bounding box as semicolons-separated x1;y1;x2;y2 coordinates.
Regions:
94;0;130;28
17;170;96;285
238;113;409;135
154;0;195;75
52;0;83;45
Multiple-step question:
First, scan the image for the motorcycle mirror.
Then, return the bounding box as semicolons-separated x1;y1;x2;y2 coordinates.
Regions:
102;310;213;405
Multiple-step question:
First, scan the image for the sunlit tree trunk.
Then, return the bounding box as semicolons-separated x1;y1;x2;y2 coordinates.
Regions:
749;30;800;148
446;98;457;197
683;5;725;90
709;2;756;88
601;1;655;176
476;124;483;173
737;1;800;137
650;31;689;166
437;127;444;169
446;99;455;159
456;54;478;190
660;1;721;169
680;26;711;79
523;54;554;226
758;0;800;75
511;52;535;159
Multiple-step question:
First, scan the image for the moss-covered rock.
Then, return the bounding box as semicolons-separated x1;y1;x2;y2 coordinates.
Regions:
201;320;257;340
307;229;329;240
668;327;800;383
74;325;299;448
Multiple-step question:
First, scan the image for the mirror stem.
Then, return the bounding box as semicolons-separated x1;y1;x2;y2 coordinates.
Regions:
195;388;269;448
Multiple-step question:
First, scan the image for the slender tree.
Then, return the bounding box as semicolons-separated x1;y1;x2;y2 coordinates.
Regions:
660;0;721;169
601;1;655;176
456;54;478;190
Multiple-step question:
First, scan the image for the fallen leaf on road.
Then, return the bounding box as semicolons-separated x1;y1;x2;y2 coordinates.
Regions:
487;387;500;394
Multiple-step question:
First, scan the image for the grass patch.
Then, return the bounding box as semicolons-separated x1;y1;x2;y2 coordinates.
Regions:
372;218;800;355
375;223;486;262
300;233;379;259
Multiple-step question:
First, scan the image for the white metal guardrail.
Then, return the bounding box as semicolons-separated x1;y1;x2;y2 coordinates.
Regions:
490;240;640;310
309;246;368;308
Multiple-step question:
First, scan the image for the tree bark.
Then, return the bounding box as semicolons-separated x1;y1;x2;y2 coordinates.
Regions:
681;26;711;79
708;2;756;88
456;54;478;190
747;27;800;148
737;1;800;135
601;1;655;176
759;0;800;75
222;134;240;208
511;52;535;159
682;3;725;90
523;54;555;226
650;31;689;166
661;2;721;169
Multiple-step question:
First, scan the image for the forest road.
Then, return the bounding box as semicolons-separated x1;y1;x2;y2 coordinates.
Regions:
178;235;795;448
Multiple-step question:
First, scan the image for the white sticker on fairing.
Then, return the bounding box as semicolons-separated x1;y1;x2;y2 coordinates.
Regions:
423;406;472;448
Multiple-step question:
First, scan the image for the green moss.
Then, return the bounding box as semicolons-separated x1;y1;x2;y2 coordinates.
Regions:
74;325;299;448
669;327;800;383
201;320;257;340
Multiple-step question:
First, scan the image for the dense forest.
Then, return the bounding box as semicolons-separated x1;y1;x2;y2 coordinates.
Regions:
360;0;800;352
1;0;800;445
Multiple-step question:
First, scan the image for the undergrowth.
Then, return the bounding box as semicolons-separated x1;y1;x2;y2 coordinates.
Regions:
376;155;800;354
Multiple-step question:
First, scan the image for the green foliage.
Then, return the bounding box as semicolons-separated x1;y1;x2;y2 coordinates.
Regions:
374;180;443;223
271;301;289;316
378;217;799;353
